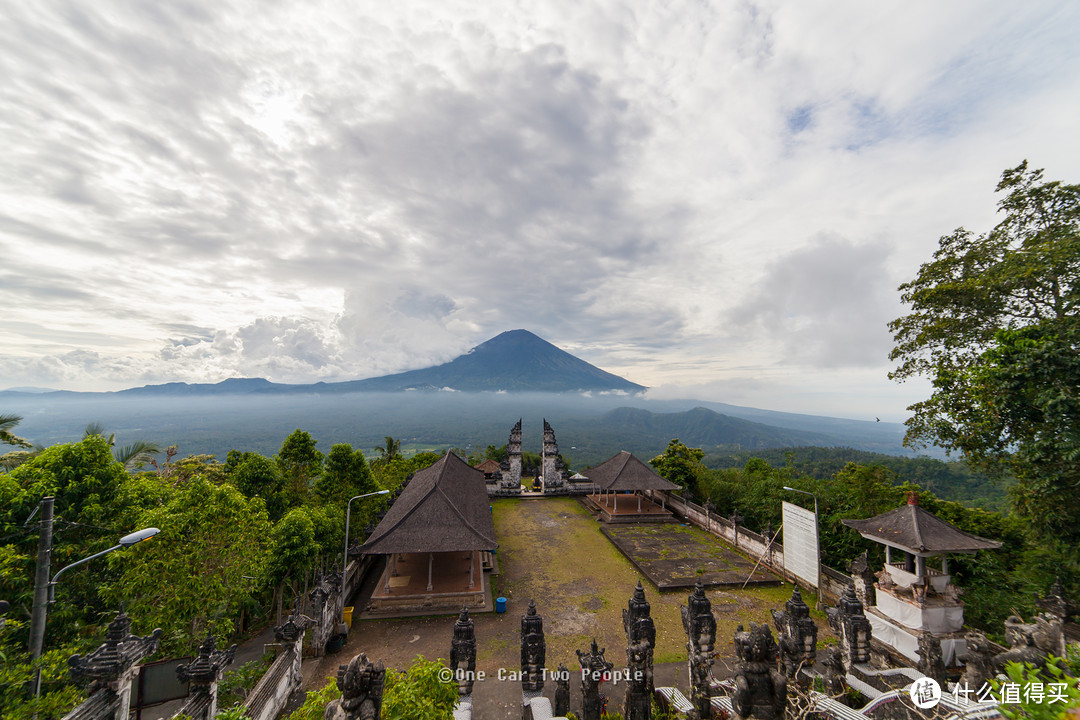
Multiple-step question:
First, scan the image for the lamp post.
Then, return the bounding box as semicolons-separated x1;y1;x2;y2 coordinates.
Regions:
32;526;159;697
783;486;822;609
342;490;390;623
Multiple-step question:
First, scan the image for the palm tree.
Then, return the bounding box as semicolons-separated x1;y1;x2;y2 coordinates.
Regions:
374;436;402;461
84;422;161;470
1;414;37;470
1;414;32;448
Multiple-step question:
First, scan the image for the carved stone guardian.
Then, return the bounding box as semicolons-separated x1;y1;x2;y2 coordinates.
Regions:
450;607;477;697
623;581;656;693
961;630;994;691
576;639;613;720
732;622;787;720
324;653;385;720
916;632;946;685
682;581;717;720
771;588;817;681
554;662;571;718
825;583;871;671
849;551;876;608
993;614;1061;672
820;646;846;696
521;599;546;693
623;641;652;720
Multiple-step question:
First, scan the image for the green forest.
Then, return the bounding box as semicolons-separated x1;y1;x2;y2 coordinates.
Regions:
0;424;449;719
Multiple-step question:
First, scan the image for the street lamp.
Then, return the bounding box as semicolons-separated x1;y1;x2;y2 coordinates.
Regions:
342;490;390;623
31;526;159;697
783;486;823;610
48;528;160;602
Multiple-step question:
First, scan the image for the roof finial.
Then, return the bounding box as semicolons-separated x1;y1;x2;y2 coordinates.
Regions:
906;491;919;506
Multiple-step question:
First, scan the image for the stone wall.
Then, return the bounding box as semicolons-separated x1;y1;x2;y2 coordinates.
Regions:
242;642;300;720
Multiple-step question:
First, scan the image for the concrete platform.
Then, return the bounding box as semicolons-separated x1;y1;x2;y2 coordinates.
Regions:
584;492;677;524
361;551;495;618
601;524;780;590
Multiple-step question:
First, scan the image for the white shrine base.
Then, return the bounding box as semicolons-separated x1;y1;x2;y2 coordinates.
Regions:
866;609;966;666
875;589;964;633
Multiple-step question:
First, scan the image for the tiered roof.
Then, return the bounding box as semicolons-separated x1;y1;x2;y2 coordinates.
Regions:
360;452;498;555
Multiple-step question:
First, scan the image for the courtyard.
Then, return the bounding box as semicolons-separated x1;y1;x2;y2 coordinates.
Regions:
304;496;823;715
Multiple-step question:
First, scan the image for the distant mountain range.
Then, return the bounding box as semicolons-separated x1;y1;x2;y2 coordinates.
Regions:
0;329;919;461
2;330;645;397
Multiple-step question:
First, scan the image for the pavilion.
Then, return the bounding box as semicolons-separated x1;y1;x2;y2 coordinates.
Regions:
360;452;498;614
842;492;1002;665
583;451;680;523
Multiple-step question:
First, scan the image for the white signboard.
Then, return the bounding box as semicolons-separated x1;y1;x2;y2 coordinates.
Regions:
782;501;819;588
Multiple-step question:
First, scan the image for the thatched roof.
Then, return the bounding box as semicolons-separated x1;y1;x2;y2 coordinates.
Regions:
474;458;502;474
360;452;497;555
841;498;1002;555
583;451;680;492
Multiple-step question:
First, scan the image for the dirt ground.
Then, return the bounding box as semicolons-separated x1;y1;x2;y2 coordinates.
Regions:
302;497;832;717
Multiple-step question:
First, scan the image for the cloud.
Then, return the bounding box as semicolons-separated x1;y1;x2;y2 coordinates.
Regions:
730;236;897;368
1;0;1079;418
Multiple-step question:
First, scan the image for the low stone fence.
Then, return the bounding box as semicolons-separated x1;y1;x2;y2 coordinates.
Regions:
242;643;299;720
644;490;850;603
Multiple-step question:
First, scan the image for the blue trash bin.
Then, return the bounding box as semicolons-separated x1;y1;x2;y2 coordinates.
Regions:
496;597;507;613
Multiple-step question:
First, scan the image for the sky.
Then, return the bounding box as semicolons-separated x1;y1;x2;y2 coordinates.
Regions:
2;1;1079;420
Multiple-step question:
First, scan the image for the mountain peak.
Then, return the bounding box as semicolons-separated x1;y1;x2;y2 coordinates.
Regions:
350;330;645;393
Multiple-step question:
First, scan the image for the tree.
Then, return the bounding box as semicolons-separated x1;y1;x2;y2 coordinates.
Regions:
0;414;31;449
1;414;38;470
649;439;707;496
276;429;323;507
373;436;402;462
104;477;270;655
265;507;318;621
82;422;161;470
230;453;287;521
889;162;1080;548
316;444;374;504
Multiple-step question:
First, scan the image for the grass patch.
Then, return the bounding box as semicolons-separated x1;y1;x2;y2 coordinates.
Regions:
485;498;809;668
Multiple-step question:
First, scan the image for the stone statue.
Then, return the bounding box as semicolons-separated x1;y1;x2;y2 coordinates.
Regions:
820;646;846;696
916;632;946;685
324;653;385;720
682;581;717;720
732;622;787;720
681;580;717;655
450;607;476;696
771;588;817;681
521;599;546;693
1036;578;1076;623
825;583;871;670
554;662;571;718
624;581;656;694
994;614;1062;672
961;630;994;691
623;641;652;720
577;639;613;720
850;550;876;607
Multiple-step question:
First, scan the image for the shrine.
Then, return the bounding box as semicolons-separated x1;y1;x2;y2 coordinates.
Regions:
841;492;1001;665
582;451;679;522
360;452;498;614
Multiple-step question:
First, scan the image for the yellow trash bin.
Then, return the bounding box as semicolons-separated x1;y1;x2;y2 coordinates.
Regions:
342;606;354;630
